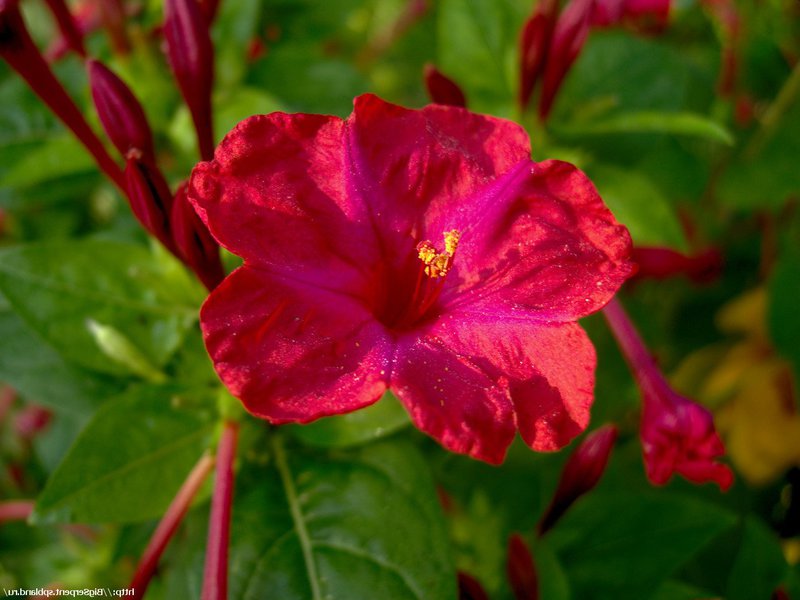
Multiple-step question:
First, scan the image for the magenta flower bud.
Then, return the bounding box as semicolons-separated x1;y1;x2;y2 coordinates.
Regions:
538;0;593;120
538;424;617;535
603;298;734;491
125;154;177;253
1;0;125;191
506;534;538;600
171;183;224;290
518;0;558;109
457;571;489;600
423;63;467;107
43;0;85;57
88;59;156;160
14;404;52;440
163;0;215;161
632;246;722;284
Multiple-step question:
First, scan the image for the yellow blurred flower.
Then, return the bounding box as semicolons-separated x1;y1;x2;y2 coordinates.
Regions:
673;288;800;485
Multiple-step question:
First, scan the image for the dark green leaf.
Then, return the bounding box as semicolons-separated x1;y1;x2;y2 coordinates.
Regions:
163;436;457;600
32;385;215;524
726;516;789;600
0;307;119;416
0;239;203;376
768;249;800;389
547;491;736;600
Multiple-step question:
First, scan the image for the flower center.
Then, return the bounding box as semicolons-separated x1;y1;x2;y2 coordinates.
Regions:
376;229;461;331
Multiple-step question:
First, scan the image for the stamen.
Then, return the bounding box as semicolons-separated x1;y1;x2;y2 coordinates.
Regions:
416;229;461;279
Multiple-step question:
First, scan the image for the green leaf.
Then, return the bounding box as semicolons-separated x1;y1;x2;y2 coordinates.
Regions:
164;436;457;600
0;135;96;188
287;391;409;448
588;165;689;250
436;0;524;115
0;306;119;416
32;385;215;524
555;111;734;145
726;516;789;600
768;249;800;390
0;239;203;376
547;491;736;600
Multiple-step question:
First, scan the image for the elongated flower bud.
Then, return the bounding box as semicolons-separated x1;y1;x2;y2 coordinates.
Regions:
1;0;125;190
632;246;722;283
423;63;467;107
518;0;558;109
164;0;215;160
507;534;538;600
538;424;617;535
43;0;85;57
125;153;177;253
603;298;734;490
88;59;156;160
171;183;224;290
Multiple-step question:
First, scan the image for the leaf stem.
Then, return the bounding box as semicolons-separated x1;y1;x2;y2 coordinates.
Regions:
0;500;34;524
130;453;215;600
201;420;239;600
271;432;322;600
744;58;800;160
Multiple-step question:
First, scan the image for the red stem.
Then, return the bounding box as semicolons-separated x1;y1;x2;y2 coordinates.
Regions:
0;500;34;524
130;453;215;600
201;420;239;600
602;297;662;393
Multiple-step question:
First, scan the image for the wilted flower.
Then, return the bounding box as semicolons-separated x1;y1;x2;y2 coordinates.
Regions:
189;95;633;463
603;298;733;489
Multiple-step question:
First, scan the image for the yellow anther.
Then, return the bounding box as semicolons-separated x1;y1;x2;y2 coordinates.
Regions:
444;229;461;255
416;229;462;279
417;241;437;265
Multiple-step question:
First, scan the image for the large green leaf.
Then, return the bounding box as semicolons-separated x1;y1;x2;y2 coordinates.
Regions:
436;0;524;115
588;165;689;251
32;385;215;524
547;491;736;600
726;516;789;600
163;437;457;600
0;239;203;376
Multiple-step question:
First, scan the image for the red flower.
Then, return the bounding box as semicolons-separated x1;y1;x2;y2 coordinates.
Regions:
189;95;633;463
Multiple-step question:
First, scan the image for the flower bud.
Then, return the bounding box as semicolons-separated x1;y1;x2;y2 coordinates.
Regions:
125;154;176;253
1;0;125;190
423;63;467;108
632;246;722;284
538;424;617;535
163;0;215;160
506;534;538;600
518;0;557;109
171;183;224;290
88;59;156;160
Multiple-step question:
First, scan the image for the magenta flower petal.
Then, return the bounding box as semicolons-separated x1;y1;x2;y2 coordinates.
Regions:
392;334;515;464
190;95;633;463
200;267;392;423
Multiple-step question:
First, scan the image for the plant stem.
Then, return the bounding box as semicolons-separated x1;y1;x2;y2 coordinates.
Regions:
130;453;215;600
744;59;800;160
0;500;34;524
201;420;239;600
